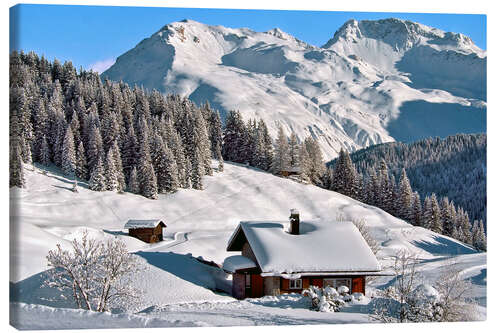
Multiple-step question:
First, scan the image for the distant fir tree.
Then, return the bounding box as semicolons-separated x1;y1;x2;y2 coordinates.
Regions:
109;141;125;193
330;148;358;198
128;167;140;194
304;136;325;185
89;155;106;191
397;168;413;221
412;192;422;227
75;141;88;180
222;110;247;163
10;143;25;188
61;126;76;176
271;125;291;174
429;193;443;234
39;135;51;166
191;148;205;190
104;148;119;191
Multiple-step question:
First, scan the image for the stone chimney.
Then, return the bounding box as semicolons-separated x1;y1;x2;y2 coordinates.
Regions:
289;209;300;235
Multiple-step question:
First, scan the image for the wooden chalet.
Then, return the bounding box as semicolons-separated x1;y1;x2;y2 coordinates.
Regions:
124;219;166;243
279;166;301;177
223;210;383;299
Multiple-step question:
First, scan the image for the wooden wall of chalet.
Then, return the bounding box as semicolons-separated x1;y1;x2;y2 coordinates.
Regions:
279;276;365;295
232;273;246;299
128;224;164;243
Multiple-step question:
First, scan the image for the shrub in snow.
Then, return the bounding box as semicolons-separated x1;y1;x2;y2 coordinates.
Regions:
337;285;349;295
302;285;351;312
45;230;146;313
371;254;479;323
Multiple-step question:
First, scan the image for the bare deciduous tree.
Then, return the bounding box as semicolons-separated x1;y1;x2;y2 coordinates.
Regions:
45;230;145;312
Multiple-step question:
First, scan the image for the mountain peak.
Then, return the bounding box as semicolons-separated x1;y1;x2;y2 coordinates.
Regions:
324;18;445;50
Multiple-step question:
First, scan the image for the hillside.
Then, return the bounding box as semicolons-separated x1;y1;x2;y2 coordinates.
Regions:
102;18;486;160
10;161;486;328
329;133;486;224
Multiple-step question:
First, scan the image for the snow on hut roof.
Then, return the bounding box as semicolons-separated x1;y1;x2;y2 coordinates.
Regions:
124;219;166;229
227;220;381;275
222;255;258;273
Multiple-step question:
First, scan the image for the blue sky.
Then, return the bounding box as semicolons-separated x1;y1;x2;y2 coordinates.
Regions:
10;4;486;72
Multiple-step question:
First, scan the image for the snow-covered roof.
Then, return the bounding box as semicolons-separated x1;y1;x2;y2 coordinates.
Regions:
227;220;381;275
222;255;258;273
123;219;166;229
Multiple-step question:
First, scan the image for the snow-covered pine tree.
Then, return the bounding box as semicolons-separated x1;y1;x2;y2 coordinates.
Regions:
33;98;49;160
192;107;212;176
184;158;192;189
304;136;325;185
258;119;274;171
474;220;486;251
128;167;140;194
86;123;104;173
61;126;76;176
191;148;205;190
10;142;25;188
388;174;398;216
151;133;179;193
377;160;390;211
210;110;223;159
222;110;247;163
121;125;138;180
365;168;379;206
136;135;158;199
298;142;312;182
330;148;358;198
412;191;422;226
457;208;472;244
422;195;432;229
440;197;453;237
39;135;51;166
89;155;106;191
271;125;291;175
75;141;88;180
217;150;224;172
289;133;301;168
429;193;443;234
104;148;118;191
397;168;413;221
109;140;125;193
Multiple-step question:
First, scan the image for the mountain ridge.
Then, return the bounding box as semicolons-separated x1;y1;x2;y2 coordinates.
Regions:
102;18;486;160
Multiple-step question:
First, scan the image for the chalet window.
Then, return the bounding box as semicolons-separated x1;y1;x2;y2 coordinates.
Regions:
289;279;302;289
245;274;251;288
323;278;352;291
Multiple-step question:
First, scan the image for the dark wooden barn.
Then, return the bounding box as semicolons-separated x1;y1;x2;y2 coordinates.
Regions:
124;219;166;243
223;210;384;299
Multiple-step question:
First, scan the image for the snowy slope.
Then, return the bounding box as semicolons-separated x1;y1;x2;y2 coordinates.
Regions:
10;163;486;328
102;18;486;160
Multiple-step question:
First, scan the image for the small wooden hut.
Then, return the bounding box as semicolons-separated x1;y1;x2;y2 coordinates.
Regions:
280;166;301;177
124;219;166;243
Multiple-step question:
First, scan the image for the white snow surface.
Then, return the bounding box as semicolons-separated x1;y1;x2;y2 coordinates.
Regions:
222;255;257;273
9;162;486;328
231;220;381;274
103;18;486;160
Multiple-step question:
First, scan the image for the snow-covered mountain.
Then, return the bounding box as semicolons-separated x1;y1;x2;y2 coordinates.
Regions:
102;18;486;160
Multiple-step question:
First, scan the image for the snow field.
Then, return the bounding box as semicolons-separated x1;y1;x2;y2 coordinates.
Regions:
10;161;486;328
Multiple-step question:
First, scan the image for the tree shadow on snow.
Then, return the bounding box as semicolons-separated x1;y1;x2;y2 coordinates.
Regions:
10;270;77;309
411;235;476;256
